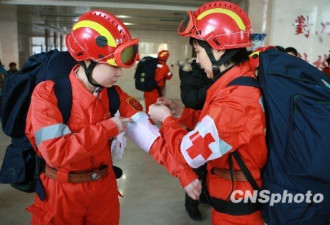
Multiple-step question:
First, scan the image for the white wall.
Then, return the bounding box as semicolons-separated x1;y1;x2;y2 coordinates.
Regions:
0;5;19;69
248;0;274;45
269;0;330;68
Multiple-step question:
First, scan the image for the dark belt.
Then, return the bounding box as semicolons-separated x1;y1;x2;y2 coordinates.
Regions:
211;167;248;181
45;165;108;183
210;196;261;216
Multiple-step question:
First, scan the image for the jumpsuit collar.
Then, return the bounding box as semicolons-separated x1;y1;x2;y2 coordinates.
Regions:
70;65;108;109
209;61;254;92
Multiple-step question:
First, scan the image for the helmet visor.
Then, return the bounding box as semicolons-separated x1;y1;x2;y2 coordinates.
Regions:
121;44;139;66
114;38;139;68
178;10;195;36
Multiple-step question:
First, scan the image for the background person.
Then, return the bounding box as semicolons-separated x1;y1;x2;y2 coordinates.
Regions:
144;50;173;113
285;47;298;56
7;62;19;75
179;58;212;221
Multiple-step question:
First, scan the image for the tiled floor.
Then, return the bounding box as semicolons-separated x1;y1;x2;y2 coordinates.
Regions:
0;130;211;225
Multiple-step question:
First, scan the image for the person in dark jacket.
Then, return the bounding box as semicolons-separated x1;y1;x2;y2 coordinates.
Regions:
285;47;298;56
178;58;213;221
179;58;213;110
7;62;19;76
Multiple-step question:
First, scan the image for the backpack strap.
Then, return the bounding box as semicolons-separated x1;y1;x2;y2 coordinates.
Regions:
209;152;261;216
54;83;120;123
227;76;261;191
48;50;76;124
107;87;120;117
106;87;122;179
53;77;72;124
231;151;261;191
227;76;260;88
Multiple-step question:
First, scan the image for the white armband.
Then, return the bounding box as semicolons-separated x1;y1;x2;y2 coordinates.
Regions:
126;112;160;153
180;115;232;168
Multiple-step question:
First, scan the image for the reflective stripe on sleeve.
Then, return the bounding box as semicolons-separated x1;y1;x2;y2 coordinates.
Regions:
35;123;72;147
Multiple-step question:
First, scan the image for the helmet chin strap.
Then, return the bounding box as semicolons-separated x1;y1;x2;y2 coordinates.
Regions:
80;61;103;88
198;41;239;81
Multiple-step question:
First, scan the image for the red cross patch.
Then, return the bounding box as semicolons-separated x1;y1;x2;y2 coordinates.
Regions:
186;131;215;160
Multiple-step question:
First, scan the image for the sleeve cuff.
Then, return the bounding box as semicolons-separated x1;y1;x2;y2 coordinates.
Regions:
177;107;190;124
161;116;181;131
177;168;198;188
100;119;119;139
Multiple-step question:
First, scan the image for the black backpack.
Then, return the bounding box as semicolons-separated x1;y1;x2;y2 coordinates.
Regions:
0;50;120;200
134;56;158;91
227;49;330;224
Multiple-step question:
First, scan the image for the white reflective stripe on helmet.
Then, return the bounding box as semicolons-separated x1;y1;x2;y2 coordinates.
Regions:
35;123;71;147
126;112;160;153
180;115;232;168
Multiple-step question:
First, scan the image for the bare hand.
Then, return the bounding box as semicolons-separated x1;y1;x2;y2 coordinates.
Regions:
148;103;171;122
157;97;183;118
110;117;132;133
184;178;202;200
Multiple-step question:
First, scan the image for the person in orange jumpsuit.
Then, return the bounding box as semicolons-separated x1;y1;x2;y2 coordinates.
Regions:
25;10;200;225
148;1;268;224
144;50;173;113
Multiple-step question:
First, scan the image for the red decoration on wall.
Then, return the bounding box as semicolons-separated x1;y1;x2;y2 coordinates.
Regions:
293;15;313;38
298;52;309;63
313;54;328;70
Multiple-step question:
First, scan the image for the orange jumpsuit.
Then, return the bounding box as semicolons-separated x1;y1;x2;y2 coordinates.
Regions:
25;65;197;225
144;62;172;113
159;62;267;225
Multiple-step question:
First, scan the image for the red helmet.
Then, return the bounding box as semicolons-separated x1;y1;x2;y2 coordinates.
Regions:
249;46;275;71
66;10;139;68
178;1;252;50
158;50;170;61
